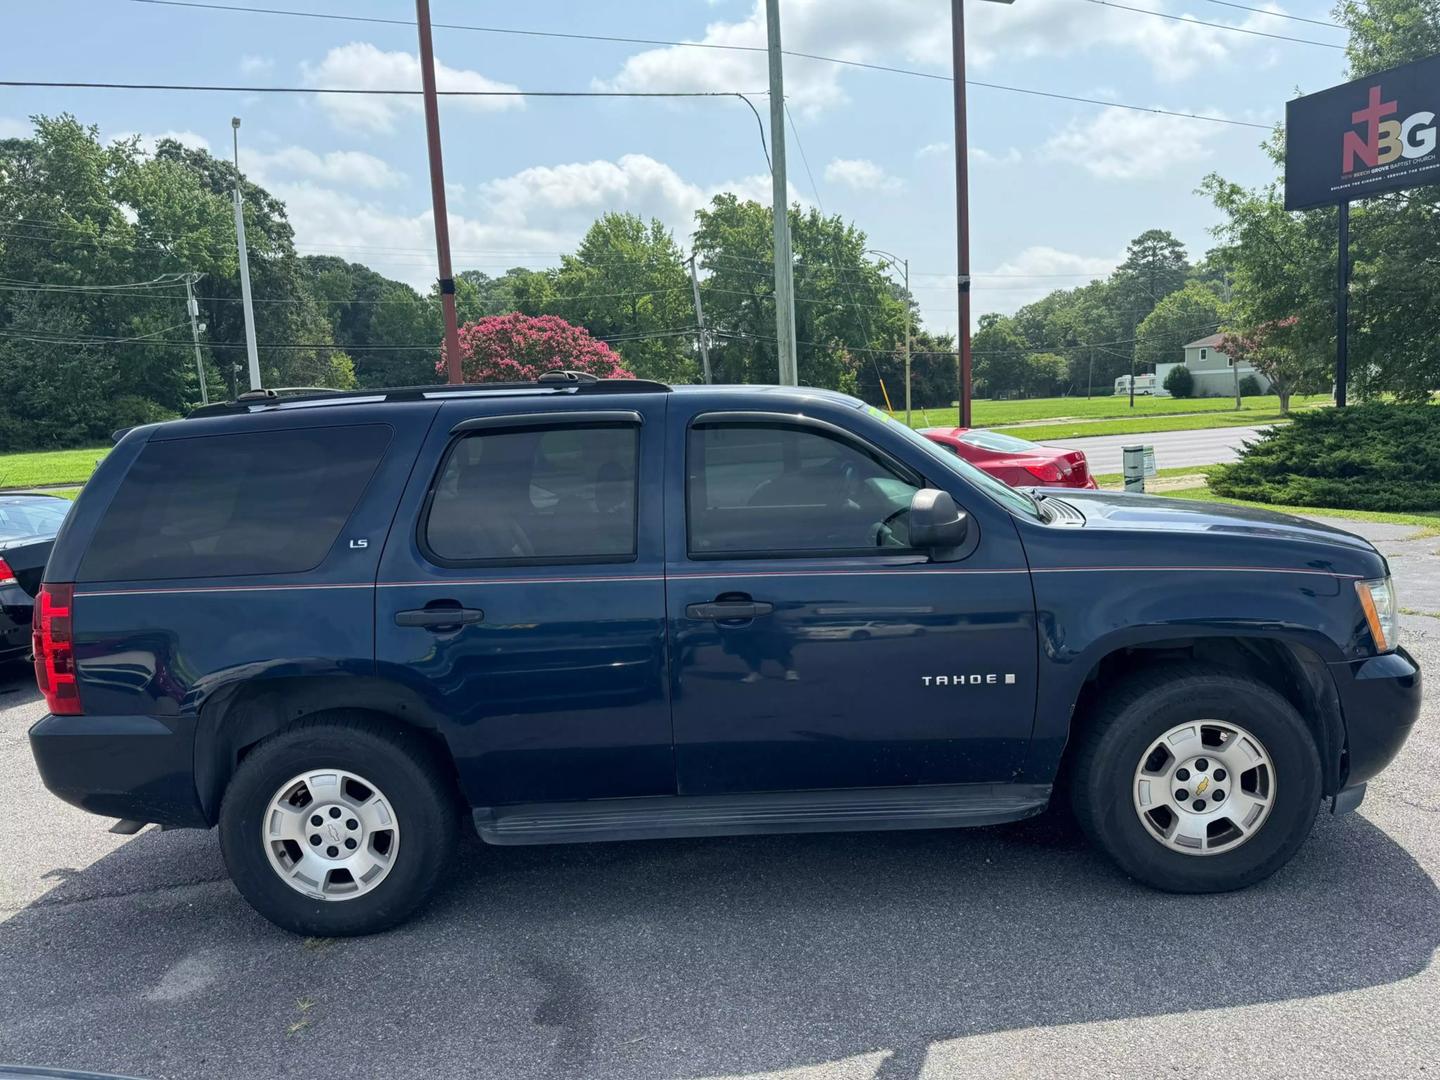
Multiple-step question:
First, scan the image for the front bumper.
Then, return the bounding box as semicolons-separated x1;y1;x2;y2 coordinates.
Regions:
28;712;208;828
1330;646;1422;792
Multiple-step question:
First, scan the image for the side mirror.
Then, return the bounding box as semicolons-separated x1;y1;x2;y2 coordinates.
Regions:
908;488;969;561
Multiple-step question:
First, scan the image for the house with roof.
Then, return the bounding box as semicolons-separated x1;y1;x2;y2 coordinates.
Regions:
1154;333;1272;397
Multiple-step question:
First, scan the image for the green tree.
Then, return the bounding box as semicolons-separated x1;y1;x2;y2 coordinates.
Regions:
549;213;697;383
691;194;904;395
1135;282;1226;370
971;314;1030;398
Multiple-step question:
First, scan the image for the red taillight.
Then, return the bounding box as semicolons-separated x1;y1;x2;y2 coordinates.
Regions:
0;556;15;586
1023;461;1064;484
33;583;82;716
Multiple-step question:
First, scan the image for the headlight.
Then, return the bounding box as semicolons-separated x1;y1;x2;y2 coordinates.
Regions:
1355;576;1400;654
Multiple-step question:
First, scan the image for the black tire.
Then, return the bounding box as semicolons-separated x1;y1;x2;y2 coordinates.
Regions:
219;714;459;936
1071;663;1321;893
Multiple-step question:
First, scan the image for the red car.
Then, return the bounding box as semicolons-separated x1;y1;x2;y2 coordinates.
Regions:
920;427;1098;489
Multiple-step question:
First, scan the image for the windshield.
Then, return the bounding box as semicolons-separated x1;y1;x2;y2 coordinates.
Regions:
0;497;70;542
869;408;1043;520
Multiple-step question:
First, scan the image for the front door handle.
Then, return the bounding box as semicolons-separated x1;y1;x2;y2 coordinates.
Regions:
686;600;774;621
395;605;484;630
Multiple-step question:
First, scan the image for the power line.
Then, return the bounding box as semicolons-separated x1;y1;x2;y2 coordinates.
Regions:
1199;0;1343;29
1080;0;1345;48
0;80;765;99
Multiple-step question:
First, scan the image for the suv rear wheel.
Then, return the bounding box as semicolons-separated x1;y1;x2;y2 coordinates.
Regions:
219;715;458;936
1071;664;1321;893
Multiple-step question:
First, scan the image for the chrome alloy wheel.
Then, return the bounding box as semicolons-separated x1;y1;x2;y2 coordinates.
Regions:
1133;720;1276;856
263;769;400;900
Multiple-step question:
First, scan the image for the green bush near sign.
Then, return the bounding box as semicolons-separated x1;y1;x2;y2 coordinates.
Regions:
1209;404;1440;511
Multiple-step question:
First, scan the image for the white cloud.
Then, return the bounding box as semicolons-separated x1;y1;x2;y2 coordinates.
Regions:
247;147;403;189
916;141;950;159
971;246;1122;316
971;147;1023;166
824;157;902;191
113;130;212;154
273;153;791;290
596;0;1283;111
239;54;274;75
1042;108;1226;180
301;42;524;133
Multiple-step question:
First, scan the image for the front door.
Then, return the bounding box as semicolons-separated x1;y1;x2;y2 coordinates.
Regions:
376;398;673;808
664;406;1037;796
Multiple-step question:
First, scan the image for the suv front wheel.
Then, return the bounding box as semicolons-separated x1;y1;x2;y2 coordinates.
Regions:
219;715;458;936
1071;664;1322;893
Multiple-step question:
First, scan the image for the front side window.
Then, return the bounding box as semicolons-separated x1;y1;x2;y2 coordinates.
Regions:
687;422;921;557
425;424;638;563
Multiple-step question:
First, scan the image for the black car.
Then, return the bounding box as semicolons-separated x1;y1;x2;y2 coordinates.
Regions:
26;377;1422;936
0;494;70;662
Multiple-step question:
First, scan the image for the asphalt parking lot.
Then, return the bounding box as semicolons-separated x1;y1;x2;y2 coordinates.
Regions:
1;519;1436;1080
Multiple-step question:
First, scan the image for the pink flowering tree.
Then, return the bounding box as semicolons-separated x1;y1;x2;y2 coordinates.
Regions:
439;313;633;383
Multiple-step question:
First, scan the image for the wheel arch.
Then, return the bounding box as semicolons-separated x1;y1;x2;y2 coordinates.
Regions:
193;674;460;825
1032;631;1347;797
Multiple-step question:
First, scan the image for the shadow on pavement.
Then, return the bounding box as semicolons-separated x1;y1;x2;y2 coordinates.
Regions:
0;806;1435;1080
0;660;38;708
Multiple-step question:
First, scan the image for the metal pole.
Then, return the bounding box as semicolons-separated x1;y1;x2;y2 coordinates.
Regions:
1087;348;1093;398
951;0;973;428
416;0;464;384
230;119;261;391
185;274;209;405
1129;309;1137;409
1232;349;1241;409
1336;199;1350;407
903;257;912;425
765;0;798;386
689;255;712;384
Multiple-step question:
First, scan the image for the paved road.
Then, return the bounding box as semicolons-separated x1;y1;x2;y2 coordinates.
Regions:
1044;425;1270;475
0;520;1435;1080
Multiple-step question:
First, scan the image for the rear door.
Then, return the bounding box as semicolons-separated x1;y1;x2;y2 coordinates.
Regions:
664;402;1038;796
375;396;673;809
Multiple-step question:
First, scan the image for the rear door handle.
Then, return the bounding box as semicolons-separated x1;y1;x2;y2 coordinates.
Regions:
395;606;485;630
686;601;774;621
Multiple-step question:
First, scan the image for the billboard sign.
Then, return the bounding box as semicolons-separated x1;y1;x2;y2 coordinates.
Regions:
1285;53;1440;210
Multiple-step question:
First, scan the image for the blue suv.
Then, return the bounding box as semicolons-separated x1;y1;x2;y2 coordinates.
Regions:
28;375;1421;935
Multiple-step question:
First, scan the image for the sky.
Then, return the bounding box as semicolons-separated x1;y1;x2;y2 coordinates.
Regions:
0;0;1352;337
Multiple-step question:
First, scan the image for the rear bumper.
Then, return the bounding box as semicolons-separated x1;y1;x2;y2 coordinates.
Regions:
28;712;207;828
1330;646;1422;789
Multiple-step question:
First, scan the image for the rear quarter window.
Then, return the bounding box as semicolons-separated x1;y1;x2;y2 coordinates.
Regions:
78;424;392;582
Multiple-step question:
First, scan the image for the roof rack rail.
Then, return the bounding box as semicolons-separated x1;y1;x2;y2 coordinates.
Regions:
185;375;672;419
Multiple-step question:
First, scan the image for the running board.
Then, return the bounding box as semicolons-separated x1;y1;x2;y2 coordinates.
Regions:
474;783;1051;846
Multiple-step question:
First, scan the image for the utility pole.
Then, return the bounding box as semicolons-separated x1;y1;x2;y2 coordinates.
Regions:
688;255;713;384
416;0;464;383
765;0;798;386
185;273;209;405
951;0;972;427
230;118;261;391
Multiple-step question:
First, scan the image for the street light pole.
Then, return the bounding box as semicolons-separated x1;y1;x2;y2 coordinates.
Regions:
765;0;799;386
952;0;1014;426
230;118;261;392
869;249;912;424
416;0;464;384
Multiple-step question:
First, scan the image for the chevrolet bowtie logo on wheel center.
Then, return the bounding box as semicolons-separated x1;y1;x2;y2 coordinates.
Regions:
1195;777;1210;796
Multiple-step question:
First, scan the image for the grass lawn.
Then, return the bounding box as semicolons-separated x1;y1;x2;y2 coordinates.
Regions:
0;447;109;489
1160;484;1440;535
905;393;1329;430
1092;465;1218;487
987;410;1292;443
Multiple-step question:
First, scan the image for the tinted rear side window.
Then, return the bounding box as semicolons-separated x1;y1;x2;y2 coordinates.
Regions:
424;424;638;564
79;424;391;582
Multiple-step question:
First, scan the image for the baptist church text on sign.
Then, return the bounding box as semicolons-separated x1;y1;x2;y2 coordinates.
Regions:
1285;53;1440;211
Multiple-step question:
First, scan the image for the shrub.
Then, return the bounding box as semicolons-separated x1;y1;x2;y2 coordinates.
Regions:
1208;404;1440;512
1163;365;1195;398
442;313;633;383
1238;374;1262;397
